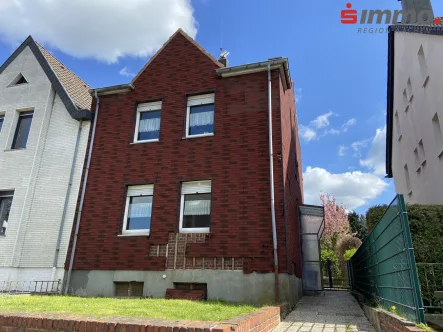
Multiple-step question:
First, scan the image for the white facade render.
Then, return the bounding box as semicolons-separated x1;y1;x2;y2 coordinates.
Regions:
386;21;443;204
0;37;92;287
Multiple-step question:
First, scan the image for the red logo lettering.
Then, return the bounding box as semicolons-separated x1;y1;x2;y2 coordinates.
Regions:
341;3;358;24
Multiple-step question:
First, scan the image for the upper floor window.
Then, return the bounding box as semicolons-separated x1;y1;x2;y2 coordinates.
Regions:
0;191;14;236
0;114;4;133
186;94;214;138
122;185;154;236
12;111;33;149
134;101;161;143
179;180;211;233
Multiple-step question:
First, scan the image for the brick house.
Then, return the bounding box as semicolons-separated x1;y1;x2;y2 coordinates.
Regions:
0;37;92;286
66;29;304;305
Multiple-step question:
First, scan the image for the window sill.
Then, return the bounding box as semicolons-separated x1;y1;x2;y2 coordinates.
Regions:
4;148;26;152
118;232;150;237
7;83;28;88
179;228;210;234
422;75;430;88
182;133;214;140
131;139;159;145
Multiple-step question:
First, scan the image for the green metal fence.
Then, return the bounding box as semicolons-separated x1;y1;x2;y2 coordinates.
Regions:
348;194;425;324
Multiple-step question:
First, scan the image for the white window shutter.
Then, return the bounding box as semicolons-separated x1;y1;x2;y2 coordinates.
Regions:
181;181;211;194
137;101;162;112
127;185;154;196
187;94;214;106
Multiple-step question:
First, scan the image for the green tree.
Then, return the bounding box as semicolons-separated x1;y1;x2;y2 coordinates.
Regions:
348;211;368;240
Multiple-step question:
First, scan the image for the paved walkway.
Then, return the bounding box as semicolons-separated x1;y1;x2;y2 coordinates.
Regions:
275;290;376;332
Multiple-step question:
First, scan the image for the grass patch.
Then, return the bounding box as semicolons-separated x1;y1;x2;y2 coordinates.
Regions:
0;295;257;322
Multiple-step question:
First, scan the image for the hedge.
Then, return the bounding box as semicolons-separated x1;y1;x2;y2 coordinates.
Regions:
366;203;443;263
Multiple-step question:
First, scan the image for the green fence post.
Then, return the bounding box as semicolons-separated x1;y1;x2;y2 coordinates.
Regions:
398;194;426;324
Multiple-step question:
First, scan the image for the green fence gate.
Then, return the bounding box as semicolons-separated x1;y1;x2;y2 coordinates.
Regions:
347;194;425;324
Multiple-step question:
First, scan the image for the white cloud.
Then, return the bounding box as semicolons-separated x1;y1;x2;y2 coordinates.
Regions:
342;118;357;132
324;128;340;136
299;125;317;142
0;0;197;63
119;66;135;77
351;138;371;157
311;111;334;129
360;125;387;176
303;166;389;210
295;88;303;104
338;145;347;156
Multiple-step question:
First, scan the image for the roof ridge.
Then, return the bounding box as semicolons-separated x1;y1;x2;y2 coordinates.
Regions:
131;29;224;83
35;42;92;110
36;42;92;90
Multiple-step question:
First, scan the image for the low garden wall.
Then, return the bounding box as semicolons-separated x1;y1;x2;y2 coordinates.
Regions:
0;305;284;332
361;303;424;332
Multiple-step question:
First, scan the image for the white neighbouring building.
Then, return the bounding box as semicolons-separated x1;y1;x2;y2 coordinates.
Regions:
0;37;92;288
385;0;443;203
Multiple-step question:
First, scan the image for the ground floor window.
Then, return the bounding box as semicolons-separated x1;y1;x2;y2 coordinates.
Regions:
0;190;14;236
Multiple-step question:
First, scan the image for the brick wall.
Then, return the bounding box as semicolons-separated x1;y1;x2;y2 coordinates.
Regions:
0;306;281;332
378;311;422;332
67;31;302;276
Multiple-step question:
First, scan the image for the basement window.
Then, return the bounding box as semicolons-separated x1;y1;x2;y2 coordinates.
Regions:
114;282;144;297
185;94;215;138
179;180;211;233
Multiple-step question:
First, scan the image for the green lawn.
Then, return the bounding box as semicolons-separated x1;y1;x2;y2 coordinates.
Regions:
0;295;257;322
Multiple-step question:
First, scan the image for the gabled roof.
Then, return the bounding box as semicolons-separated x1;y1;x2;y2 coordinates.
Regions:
0;36;93;121
386;20;443;177
131;29;224;83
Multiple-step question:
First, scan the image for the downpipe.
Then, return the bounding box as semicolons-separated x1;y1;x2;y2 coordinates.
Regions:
268;64;279;303
64;91;100;294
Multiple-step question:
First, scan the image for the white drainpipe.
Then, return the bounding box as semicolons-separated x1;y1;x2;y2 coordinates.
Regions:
268;64;279;303
64;91;100;294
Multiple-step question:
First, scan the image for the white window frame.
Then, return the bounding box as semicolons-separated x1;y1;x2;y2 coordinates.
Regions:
179;180;211;233
122;184;154;236
133;101;162;144
185;94;215;138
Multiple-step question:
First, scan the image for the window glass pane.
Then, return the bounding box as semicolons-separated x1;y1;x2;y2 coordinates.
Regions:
0;196;13;235
12;113;33;149
183;193;211;228
189;104;214;136
0;116;4;133
127;195;152;230
138;111;160;141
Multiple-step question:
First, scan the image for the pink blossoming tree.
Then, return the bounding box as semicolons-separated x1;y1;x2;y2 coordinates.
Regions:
320;193;349;251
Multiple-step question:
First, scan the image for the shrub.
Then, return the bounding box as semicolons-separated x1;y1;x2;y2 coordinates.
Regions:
321;249;341;278
406;204;443;263
337;235;362;274
344;248;357;261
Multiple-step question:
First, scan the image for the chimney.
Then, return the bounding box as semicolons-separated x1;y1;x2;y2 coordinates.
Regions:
219;49;229;67
400;0;434;23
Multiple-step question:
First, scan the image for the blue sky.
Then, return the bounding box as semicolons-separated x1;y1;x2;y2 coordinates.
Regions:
1;0;441;214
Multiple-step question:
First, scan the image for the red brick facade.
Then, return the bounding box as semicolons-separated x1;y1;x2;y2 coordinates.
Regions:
67;31;303;277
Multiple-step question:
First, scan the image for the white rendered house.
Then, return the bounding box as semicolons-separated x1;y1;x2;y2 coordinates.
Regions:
386;18;443;204
0;37;92;288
